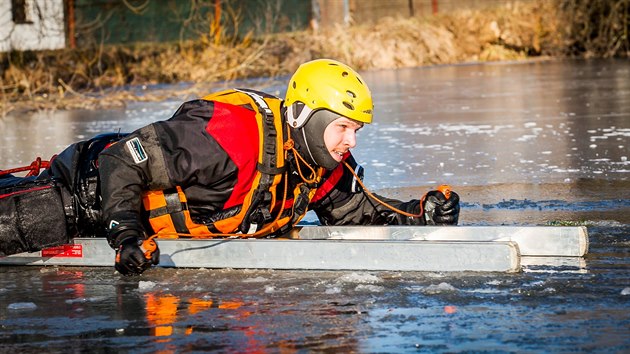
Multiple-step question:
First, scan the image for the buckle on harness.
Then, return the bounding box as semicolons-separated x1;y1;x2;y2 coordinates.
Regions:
240;190;274;234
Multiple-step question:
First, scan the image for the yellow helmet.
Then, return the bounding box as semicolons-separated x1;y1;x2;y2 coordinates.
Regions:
285;59;373;128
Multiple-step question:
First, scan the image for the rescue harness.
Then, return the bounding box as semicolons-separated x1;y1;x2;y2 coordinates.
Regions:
141;89;325;240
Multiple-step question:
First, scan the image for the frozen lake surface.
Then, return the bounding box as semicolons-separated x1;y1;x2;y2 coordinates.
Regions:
1;59;629;352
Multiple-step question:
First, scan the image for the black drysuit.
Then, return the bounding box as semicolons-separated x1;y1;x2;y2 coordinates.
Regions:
0;97;458;257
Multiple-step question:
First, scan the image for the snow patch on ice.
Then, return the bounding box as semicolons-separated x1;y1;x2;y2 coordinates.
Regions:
438;123;513;135
516;135;537;142
380;126;432;135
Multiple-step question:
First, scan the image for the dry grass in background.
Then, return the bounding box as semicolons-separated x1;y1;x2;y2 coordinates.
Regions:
0;0;627;116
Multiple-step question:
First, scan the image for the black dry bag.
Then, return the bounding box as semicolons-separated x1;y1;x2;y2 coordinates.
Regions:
0;176;72;256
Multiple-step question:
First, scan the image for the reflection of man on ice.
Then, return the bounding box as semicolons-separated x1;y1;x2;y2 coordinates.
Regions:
0;59;459;275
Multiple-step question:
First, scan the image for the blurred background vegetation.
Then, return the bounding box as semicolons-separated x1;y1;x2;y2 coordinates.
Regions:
0;0;628;115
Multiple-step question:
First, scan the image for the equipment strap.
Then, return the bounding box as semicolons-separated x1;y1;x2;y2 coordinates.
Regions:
232;89;285;233
163;188;190;234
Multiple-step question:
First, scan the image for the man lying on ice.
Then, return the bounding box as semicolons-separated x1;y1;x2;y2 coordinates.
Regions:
0;59;459;275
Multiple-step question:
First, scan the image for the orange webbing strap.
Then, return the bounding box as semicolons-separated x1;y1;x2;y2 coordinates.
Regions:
341;160;452;219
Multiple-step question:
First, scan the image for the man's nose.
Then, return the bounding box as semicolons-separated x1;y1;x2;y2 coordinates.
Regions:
344;130;356;148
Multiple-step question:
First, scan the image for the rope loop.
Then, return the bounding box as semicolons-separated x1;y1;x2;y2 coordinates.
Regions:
0;156;55;177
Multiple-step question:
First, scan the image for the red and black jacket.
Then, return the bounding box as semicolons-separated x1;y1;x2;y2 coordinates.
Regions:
98;93;423;247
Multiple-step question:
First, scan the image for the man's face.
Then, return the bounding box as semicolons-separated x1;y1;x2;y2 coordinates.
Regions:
323;117;363;163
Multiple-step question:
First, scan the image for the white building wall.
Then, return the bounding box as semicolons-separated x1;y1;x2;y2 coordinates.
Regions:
0;0;66;52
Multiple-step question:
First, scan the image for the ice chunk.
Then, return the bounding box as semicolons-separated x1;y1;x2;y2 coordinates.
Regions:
138;281;156;290
325;286;342;294
423;282;457;294
337;272;381;284
65;296;107;304
243;276;269;283
7;302;37;310
355;284;385;292
264;286;276;293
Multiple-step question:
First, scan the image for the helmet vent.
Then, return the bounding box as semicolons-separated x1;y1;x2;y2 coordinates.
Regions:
292;81;296;89
342;71;349;77
346;90;356;98
343;101;355;110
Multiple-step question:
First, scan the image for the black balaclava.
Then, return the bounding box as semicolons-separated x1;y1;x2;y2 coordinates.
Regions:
286;103;341;170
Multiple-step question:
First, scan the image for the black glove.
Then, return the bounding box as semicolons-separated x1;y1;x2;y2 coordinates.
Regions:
422;190;460;225
114;231;160;276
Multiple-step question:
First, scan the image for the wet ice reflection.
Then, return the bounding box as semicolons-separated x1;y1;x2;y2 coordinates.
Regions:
0;101;178;168
356;59;630;188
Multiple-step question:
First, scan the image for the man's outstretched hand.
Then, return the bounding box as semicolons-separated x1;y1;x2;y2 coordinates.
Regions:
115;234;160;276
422;189;460;225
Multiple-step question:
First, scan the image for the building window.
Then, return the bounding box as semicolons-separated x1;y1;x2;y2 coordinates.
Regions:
12;0;33;24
